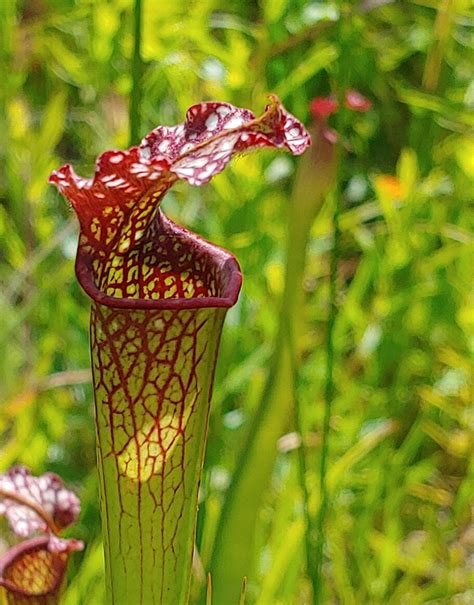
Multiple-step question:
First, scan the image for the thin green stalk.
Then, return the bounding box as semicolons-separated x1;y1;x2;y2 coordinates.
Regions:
206;574;212;605
209;197;311;604
422;0;454;93
313;188;340;604
209;109;335;605
129;0;143;146
287;315;317;598
313;9;348;602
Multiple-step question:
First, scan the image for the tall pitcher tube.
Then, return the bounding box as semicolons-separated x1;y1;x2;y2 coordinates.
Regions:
87;212;240;604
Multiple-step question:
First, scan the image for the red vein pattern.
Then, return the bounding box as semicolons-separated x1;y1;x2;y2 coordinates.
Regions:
91;304;225;603
86;212;237;603
49;97;310;604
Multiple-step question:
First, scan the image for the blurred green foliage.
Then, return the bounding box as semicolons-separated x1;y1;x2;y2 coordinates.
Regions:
0;0;473;603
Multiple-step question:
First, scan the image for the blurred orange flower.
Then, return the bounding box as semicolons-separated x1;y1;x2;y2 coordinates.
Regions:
374;174;403;200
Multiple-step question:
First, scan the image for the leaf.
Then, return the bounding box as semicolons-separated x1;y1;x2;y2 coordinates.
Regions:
276;43;338;99
262;0;289;23
394;83;474;127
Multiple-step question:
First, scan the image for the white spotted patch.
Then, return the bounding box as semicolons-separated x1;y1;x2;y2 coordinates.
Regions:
107;178;126;187
76;178;88;189
49;96;311;256
200;162;218;180
0;465;81;538
288;127;301;137
205;112;219;130
186;157;209;168
224;116;243;129
101;174;116;183
175;166;195;177
216;106;231;117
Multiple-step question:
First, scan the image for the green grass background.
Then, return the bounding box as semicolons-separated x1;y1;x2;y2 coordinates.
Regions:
0;0;472;603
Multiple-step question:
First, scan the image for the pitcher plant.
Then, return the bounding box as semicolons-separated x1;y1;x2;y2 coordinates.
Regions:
49;96;310;605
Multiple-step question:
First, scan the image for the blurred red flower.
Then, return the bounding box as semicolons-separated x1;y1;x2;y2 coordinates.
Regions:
310;90;372;121
345;89;373;112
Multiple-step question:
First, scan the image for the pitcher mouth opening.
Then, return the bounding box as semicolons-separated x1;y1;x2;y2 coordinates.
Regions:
0;536;66;598
75;210;242;311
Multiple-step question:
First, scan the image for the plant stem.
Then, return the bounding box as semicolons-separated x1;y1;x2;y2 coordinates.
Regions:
313;187;340;604
209;116;334;605
422;0;453;93
129;0;143;146
209;200;309;604
313;9;347;602
288;320;317;598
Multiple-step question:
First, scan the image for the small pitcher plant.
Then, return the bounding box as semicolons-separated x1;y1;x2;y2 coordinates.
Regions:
0;466;83;604
49;96;310;604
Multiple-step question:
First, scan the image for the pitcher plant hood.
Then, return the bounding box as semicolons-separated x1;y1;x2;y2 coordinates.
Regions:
49;96;311;310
